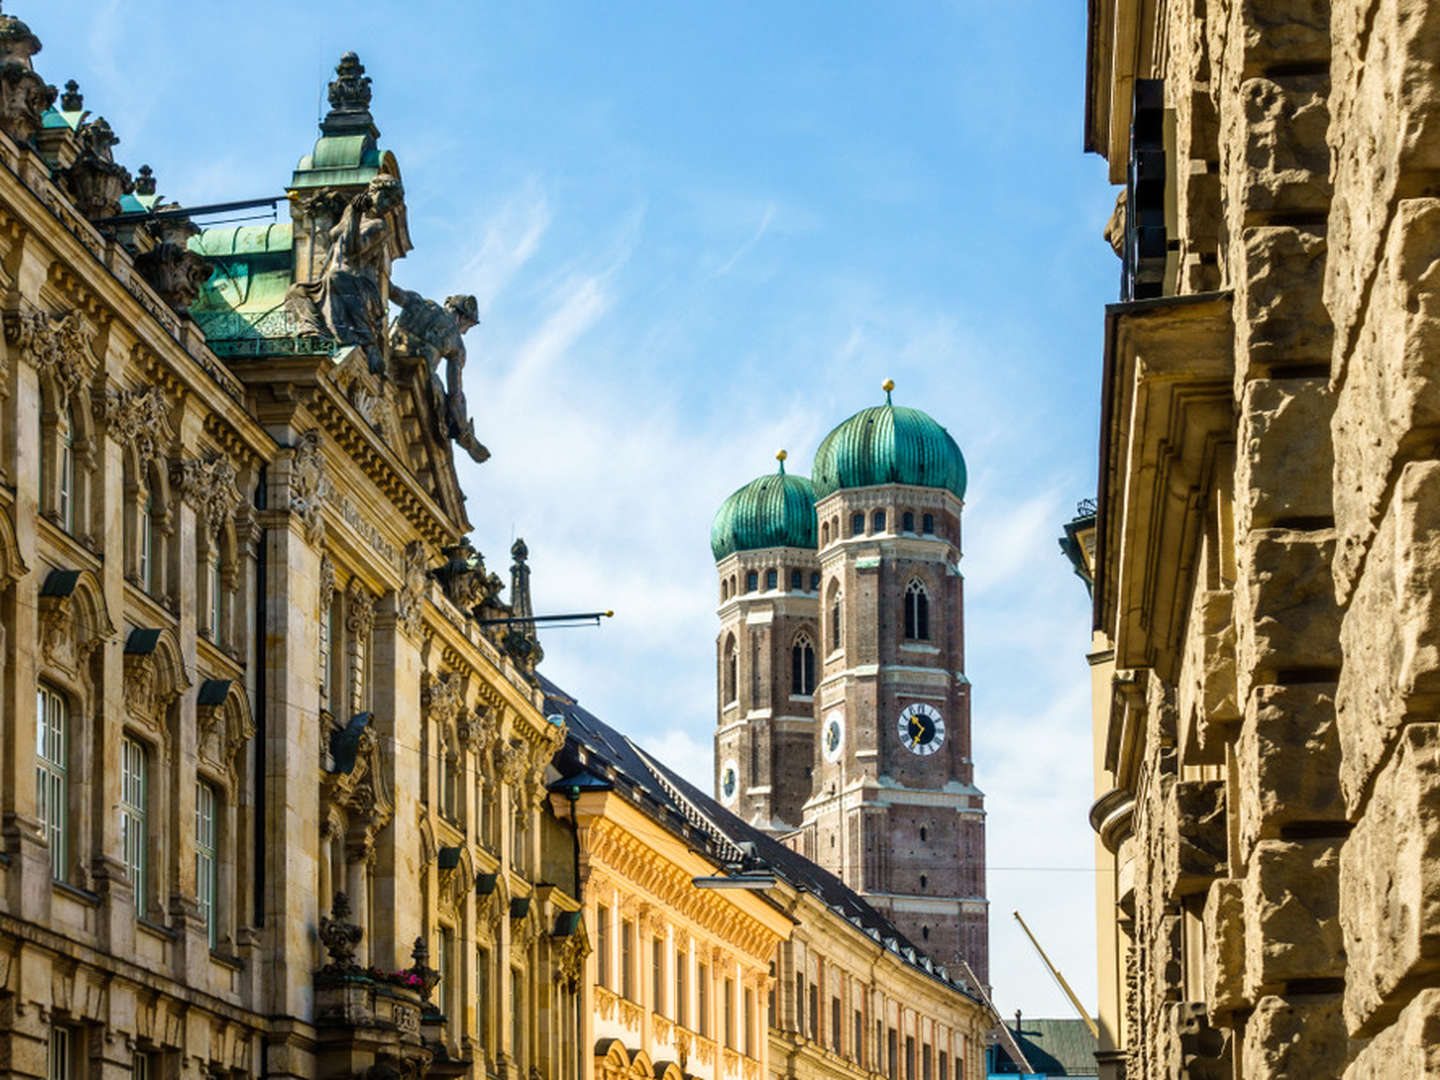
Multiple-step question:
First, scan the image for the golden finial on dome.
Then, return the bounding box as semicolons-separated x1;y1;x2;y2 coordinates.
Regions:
776;448;788;474
883;378;895;404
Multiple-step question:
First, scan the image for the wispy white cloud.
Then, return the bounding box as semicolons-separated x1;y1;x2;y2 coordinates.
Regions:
713;202;776;276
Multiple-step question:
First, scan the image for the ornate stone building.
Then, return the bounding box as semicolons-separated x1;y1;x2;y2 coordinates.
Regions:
542;681;992;1080
0;11;580;1080
709;392;987;986
1079;0;1440;1075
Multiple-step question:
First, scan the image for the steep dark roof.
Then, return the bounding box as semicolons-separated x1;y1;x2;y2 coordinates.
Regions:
994;1019;1099;1077
539;673;981;1005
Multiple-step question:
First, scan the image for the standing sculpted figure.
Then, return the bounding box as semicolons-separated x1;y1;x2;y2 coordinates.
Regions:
389;287;489;463
286;174;404;374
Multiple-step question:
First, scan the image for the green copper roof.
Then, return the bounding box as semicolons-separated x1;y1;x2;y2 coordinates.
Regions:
291;133;382;190
188;223;297;344
711;454;818;561
812;384;967;500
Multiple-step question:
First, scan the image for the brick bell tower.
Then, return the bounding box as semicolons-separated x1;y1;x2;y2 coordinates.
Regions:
798;381;988;983
711;451;821;832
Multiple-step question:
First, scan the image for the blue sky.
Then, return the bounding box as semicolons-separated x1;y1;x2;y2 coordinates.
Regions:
39;0;1116;1020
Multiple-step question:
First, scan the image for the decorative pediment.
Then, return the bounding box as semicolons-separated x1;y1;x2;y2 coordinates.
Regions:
171;452;242;540
122;627;189;738
38;567;115;675
197;678;255;780
104;384;175;472
8;308;95;405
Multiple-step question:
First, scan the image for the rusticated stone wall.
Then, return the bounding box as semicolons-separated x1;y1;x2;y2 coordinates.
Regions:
1081;0;1440;1074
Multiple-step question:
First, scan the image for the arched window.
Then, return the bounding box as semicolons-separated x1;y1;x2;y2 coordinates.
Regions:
745;570;758;593
751;632;761;708
36;684;69;881
828;582;842;653
821;521;830;545
810;571;821;592
724;636;738;703
902;511;915;533
790;569;803;591
872;510;886;533
765;568;778;591
58;405;76;533
922;513;934;535
851;512;865;537
792;634;816;696
904;580;930;640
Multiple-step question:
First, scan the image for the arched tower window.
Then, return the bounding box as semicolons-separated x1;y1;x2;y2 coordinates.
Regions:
902;511;915;533
851;512;865;537
745;570;758;593
904;579;930;640
765;568;778;591
821;521;830;545
792;634;816;696
828;581;842;653
922;513;934;535
872;510;886;533
723;635;738;704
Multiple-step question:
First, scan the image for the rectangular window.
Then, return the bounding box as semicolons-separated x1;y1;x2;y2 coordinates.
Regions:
596;905;610;988
922;513;934;534
138;497;154;592
873;510;886;533
59;429;74;533
512;968;525;1070
724;977;735;1048
887;1028;898;1080
209;553;223;639
319;602;332;708
36;686;67;881
196;780;218;948
923;1043;932;1080
940;1051;948;1080
438;926;455;1029
765;568;778;591
652;936;665;1013
675;949;688;1027
795;973;805;1032
697;962;709;1036
851;512;864;537
121;736;147;917
477;947;490;1047
48;1026;70;1080
958;1038;967;1080
906;1035;916;1080
808;983;818;1041
854;1009;864;1064
832;997;842;1052
621;918;635;999
135;1052;156;1080
790;569;802;591
744;988;755;1057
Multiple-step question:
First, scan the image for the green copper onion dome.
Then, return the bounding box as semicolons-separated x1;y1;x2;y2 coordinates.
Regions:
811;380;967;500
711;451;819;562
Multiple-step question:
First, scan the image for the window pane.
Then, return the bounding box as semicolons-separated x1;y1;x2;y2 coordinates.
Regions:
196;781;217;947
49;1027;69;1080
37;688;67;881
121;737;147;917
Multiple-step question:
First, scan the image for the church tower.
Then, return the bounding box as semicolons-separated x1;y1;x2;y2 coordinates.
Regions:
709;384;989;984
710;452;821;832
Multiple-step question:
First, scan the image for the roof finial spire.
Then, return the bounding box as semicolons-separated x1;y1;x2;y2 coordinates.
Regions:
776;448;787;475
883;378;895;404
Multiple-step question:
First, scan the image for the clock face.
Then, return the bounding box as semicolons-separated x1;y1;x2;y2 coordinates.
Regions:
897;703;946;756
720;759;740;805
822;710;845;763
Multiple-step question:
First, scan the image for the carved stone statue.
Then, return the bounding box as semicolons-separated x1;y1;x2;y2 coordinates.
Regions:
0;4;56;147
285;174;404;375
61;116;132;220
389;287;489;463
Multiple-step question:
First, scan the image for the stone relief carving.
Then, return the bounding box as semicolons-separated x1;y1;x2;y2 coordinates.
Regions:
287;429;328;545
104;384;173;469
422;670;466;748
499;741;530;789
389;287;489;464
285;174;405;375
319;554;336;616
396;541;427;639
171;452;242;540
8;308;94;404
0;6;56;147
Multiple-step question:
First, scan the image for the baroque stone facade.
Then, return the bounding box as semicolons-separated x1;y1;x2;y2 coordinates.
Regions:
0;14;577;1080
1078;0;1440;1075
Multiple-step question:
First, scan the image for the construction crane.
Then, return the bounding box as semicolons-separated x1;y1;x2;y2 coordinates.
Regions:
954;958;1034;1075
1013;911;1100;1040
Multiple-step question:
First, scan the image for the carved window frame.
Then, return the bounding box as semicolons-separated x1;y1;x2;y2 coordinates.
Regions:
904;579;931;641
122;446;175;603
